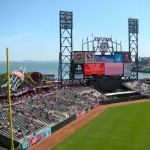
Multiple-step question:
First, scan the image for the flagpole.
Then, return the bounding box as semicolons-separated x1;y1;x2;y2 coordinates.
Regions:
6;48;14;150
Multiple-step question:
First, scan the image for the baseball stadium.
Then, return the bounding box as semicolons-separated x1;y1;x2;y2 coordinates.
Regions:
0;11;150;150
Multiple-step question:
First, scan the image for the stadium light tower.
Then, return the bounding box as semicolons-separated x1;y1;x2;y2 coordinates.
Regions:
128;18;139;80
58;11;73;87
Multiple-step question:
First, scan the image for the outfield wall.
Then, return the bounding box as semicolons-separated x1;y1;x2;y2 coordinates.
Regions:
0;134;21;150
51;114;76;133
21;127;51;150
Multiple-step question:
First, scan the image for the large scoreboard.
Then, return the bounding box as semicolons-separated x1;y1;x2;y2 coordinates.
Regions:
71;51;131;79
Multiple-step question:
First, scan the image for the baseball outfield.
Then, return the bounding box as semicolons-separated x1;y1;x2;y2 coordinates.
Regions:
29;99;150;150
53;102;150;150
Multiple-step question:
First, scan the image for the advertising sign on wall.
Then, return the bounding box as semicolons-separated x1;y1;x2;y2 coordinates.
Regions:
77;110;86;118
84;63;105;75
21;128;51;150
105;63;123;75
124;63;131;76
95;55;114;63
92;101;99;108
73;51;85;63
85;52;95;63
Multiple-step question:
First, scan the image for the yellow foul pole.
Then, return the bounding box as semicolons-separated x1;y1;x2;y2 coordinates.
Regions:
6;48;14;150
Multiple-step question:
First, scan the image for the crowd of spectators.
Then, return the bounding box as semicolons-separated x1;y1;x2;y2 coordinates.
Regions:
123;80;150;95
139;78;150;85
1;78;149;143
0;83;102;142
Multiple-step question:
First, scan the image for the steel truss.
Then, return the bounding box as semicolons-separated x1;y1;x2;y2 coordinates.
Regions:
58;11;73;87
128;18;139;80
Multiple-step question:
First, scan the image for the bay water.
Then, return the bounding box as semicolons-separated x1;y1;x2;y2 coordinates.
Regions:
0;61;149;79
0;61;59;75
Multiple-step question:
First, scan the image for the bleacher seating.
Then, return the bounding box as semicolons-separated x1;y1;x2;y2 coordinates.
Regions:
0;85;101;146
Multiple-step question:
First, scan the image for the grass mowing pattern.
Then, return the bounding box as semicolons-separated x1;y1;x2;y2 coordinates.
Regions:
52;102;150;150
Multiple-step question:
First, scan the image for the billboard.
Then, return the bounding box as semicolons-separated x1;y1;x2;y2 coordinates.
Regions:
123;52;131;63
105;63;123;75
73;51;85;63
72;64;84;79
95;55;114;63
114;53;123;63
73;64;84;74
85;52;95;63
124;63;131;76
21;128;51;150
84;63;105;75
114;52;131;63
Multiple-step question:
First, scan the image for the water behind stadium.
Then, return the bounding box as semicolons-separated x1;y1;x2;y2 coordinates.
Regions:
0;61;58;75
0;61;149;79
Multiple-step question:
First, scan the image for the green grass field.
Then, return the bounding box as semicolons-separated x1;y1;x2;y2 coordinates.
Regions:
52;101;150;150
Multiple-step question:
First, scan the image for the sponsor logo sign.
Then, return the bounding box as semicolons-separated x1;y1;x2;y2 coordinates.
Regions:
71;64;84;79
85;52;95;63
73;52;85;63
77;110;86;118
74;64;84;74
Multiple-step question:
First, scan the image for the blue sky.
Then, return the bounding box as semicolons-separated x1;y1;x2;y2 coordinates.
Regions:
0;0;149;61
